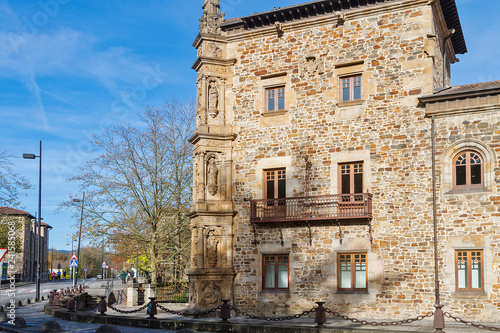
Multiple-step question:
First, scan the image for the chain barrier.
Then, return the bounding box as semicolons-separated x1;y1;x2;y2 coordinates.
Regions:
108;302;149;314
230;305;316;321
324;307;434;327
157;303;221;317
444;312;500;331
80;303;99;311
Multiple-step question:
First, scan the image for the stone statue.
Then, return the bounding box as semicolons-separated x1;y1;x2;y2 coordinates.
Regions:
208;82;219;118
207;156;218;195
199;0;224;35
201;281;221;305
206;229;219;268
203;0;220;14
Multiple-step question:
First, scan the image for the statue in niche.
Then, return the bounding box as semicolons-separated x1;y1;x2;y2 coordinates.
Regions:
208;81;219;118
299;55;325;78
201;281;221;305
206;228;219;268
192;227;199;268
207;156;218;196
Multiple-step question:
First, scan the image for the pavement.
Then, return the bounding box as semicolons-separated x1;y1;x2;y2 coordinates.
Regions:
1;280;499;332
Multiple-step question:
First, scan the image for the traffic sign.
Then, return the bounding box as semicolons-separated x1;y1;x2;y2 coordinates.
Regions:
115;266;118;270
106;265;109;269
71;254;78;261
84;268;87;271
102;261;107;268
0;248;7;262
70;259;78;267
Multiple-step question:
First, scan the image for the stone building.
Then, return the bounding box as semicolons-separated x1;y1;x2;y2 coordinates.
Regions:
188;0;500;320
0;207;52;281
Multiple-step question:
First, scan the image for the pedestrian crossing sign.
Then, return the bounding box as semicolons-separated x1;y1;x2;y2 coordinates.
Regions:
0;248;7;262
70;259;78;267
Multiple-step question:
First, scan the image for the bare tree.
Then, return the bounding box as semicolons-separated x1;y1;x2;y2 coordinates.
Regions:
0;149;31;207
66;99;194;283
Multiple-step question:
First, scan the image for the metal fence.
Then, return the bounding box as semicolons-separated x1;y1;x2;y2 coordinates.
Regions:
155;284;189;303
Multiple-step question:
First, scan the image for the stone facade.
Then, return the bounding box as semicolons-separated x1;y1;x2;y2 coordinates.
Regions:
189;0;500;321
0;207;51;281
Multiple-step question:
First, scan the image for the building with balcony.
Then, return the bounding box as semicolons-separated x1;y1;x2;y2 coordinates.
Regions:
188;0;500;321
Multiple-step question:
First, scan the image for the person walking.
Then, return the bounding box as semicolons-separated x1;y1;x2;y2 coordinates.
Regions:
120;271;127;284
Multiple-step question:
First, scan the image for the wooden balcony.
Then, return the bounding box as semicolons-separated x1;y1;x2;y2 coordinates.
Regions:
249;193;372;223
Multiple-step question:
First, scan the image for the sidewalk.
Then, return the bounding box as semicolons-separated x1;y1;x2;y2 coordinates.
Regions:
3;280;500;333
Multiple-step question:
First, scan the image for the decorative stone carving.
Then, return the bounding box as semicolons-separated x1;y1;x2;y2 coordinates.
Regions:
208;81;219;118
201;281;221;305
207;42;222;59
206;228;219;268
207;155;218;196
299;56;325;78
199;0;225;35
192;226;199;268
189;283;197;304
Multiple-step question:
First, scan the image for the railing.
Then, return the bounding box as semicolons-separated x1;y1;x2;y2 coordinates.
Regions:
249;193;372;223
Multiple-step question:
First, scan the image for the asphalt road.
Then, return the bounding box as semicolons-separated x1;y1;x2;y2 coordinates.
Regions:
0;278;86;303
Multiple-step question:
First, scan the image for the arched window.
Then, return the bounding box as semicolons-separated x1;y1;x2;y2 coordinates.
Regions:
453;151;483;188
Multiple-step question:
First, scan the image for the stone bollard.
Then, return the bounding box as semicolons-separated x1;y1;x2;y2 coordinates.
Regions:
147;297;157;319
41;319;63;332
95;324;122;333
49;291;54;305
315;302;326;328
67;294;75;312
220;299;231;322
98;296;107;315
53;292;61;308
13;316;27;328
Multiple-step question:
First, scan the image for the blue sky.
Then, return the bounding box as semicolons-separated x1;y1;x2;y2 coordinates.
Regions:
0;0;498;251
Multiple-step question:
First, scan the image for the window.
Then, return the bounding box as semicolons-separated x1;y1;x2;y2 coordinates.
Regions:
456;250;483;291
265;169;286;200
339;162;363;203
338;253;367;292
453;151;483;188
266;87;285;111
263;254;289;290
341;75;362;102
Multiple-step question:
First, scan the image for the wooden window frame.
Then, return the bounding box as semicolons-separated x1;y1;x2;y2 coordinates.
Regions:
337;253;368;292
340;75;362;102
266;86;285;112
455;249;484;291
262;254;289;291
264;169;286;199
453;150;484;189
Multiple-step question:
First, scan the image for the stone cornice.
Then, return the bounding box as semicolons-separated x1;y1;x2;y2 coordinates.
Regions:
223;0;428;42
188;129;237;145
191;57;237;72
192;33;228;49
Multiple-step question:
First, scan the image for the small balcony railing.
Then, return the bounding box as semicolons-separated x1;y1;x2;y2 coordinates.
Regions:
249;193;372;223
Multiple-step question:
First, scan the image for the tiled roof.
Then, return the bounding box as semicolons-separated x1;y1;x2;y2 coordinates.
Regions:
0;207;34;218
433;80;500;96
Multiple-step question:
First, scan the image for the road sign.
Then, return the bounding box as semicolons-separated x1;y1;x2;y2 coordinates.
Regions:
71;254;78;261
102;261;107;268
0;248;7;262
106;265;109;269
70;259;78;267
115;266;118;270
84;268;87;271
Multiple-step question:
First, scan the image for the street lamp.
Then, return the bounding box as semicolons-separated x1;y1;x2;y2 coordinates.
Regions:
135;245;139;282
72;193;85;287
23;141;42;302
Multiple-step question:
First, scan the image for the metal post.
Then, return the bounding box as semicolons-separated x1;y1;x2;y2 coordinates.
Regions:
431;116;445;332
36;141;42;302
136;245;139;281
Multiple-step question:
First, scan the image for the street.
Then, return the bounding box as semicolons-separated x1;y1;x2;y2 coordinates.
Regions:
0;278;87;303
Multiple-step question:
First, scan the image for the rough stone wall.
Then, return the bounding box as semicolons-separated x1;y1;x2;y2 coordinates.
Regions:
221;0;499;321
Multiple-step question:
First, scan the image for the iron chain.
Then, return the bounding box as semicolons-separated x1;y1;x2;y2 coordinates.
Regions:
157;303;221;317
108;302;149;314
325;307;434;326
445;312;500;331
230;305;316;321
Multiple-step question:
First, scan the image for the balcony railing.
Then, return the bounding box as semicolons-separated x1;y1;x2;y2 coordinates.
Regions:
249;193;372;223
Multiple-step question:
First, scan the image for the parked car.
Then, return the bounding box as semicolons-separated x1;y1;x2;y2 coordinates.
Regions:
96;273;103;279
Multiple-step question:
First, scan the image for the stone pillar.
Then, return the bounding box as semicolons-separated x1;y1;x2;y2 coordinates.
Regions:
143;284;156;300
126;285;139;307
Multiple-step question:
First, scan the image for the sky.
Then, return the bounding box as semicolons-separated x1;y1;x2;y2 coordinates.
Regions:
0;0;499;251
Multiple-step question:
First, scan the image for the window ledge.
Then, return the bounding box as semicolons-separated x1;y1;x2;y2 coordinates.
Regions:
260;290;290;294
337;100;364;108
445;186;489;195
261;110;287;117
335;291;369;295
451;291;487;299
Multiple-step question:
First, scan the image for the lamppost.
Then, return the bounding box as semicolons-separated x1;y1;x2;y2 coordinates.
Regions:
23;141;42;301
72;193;85;287
135;245;139;282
